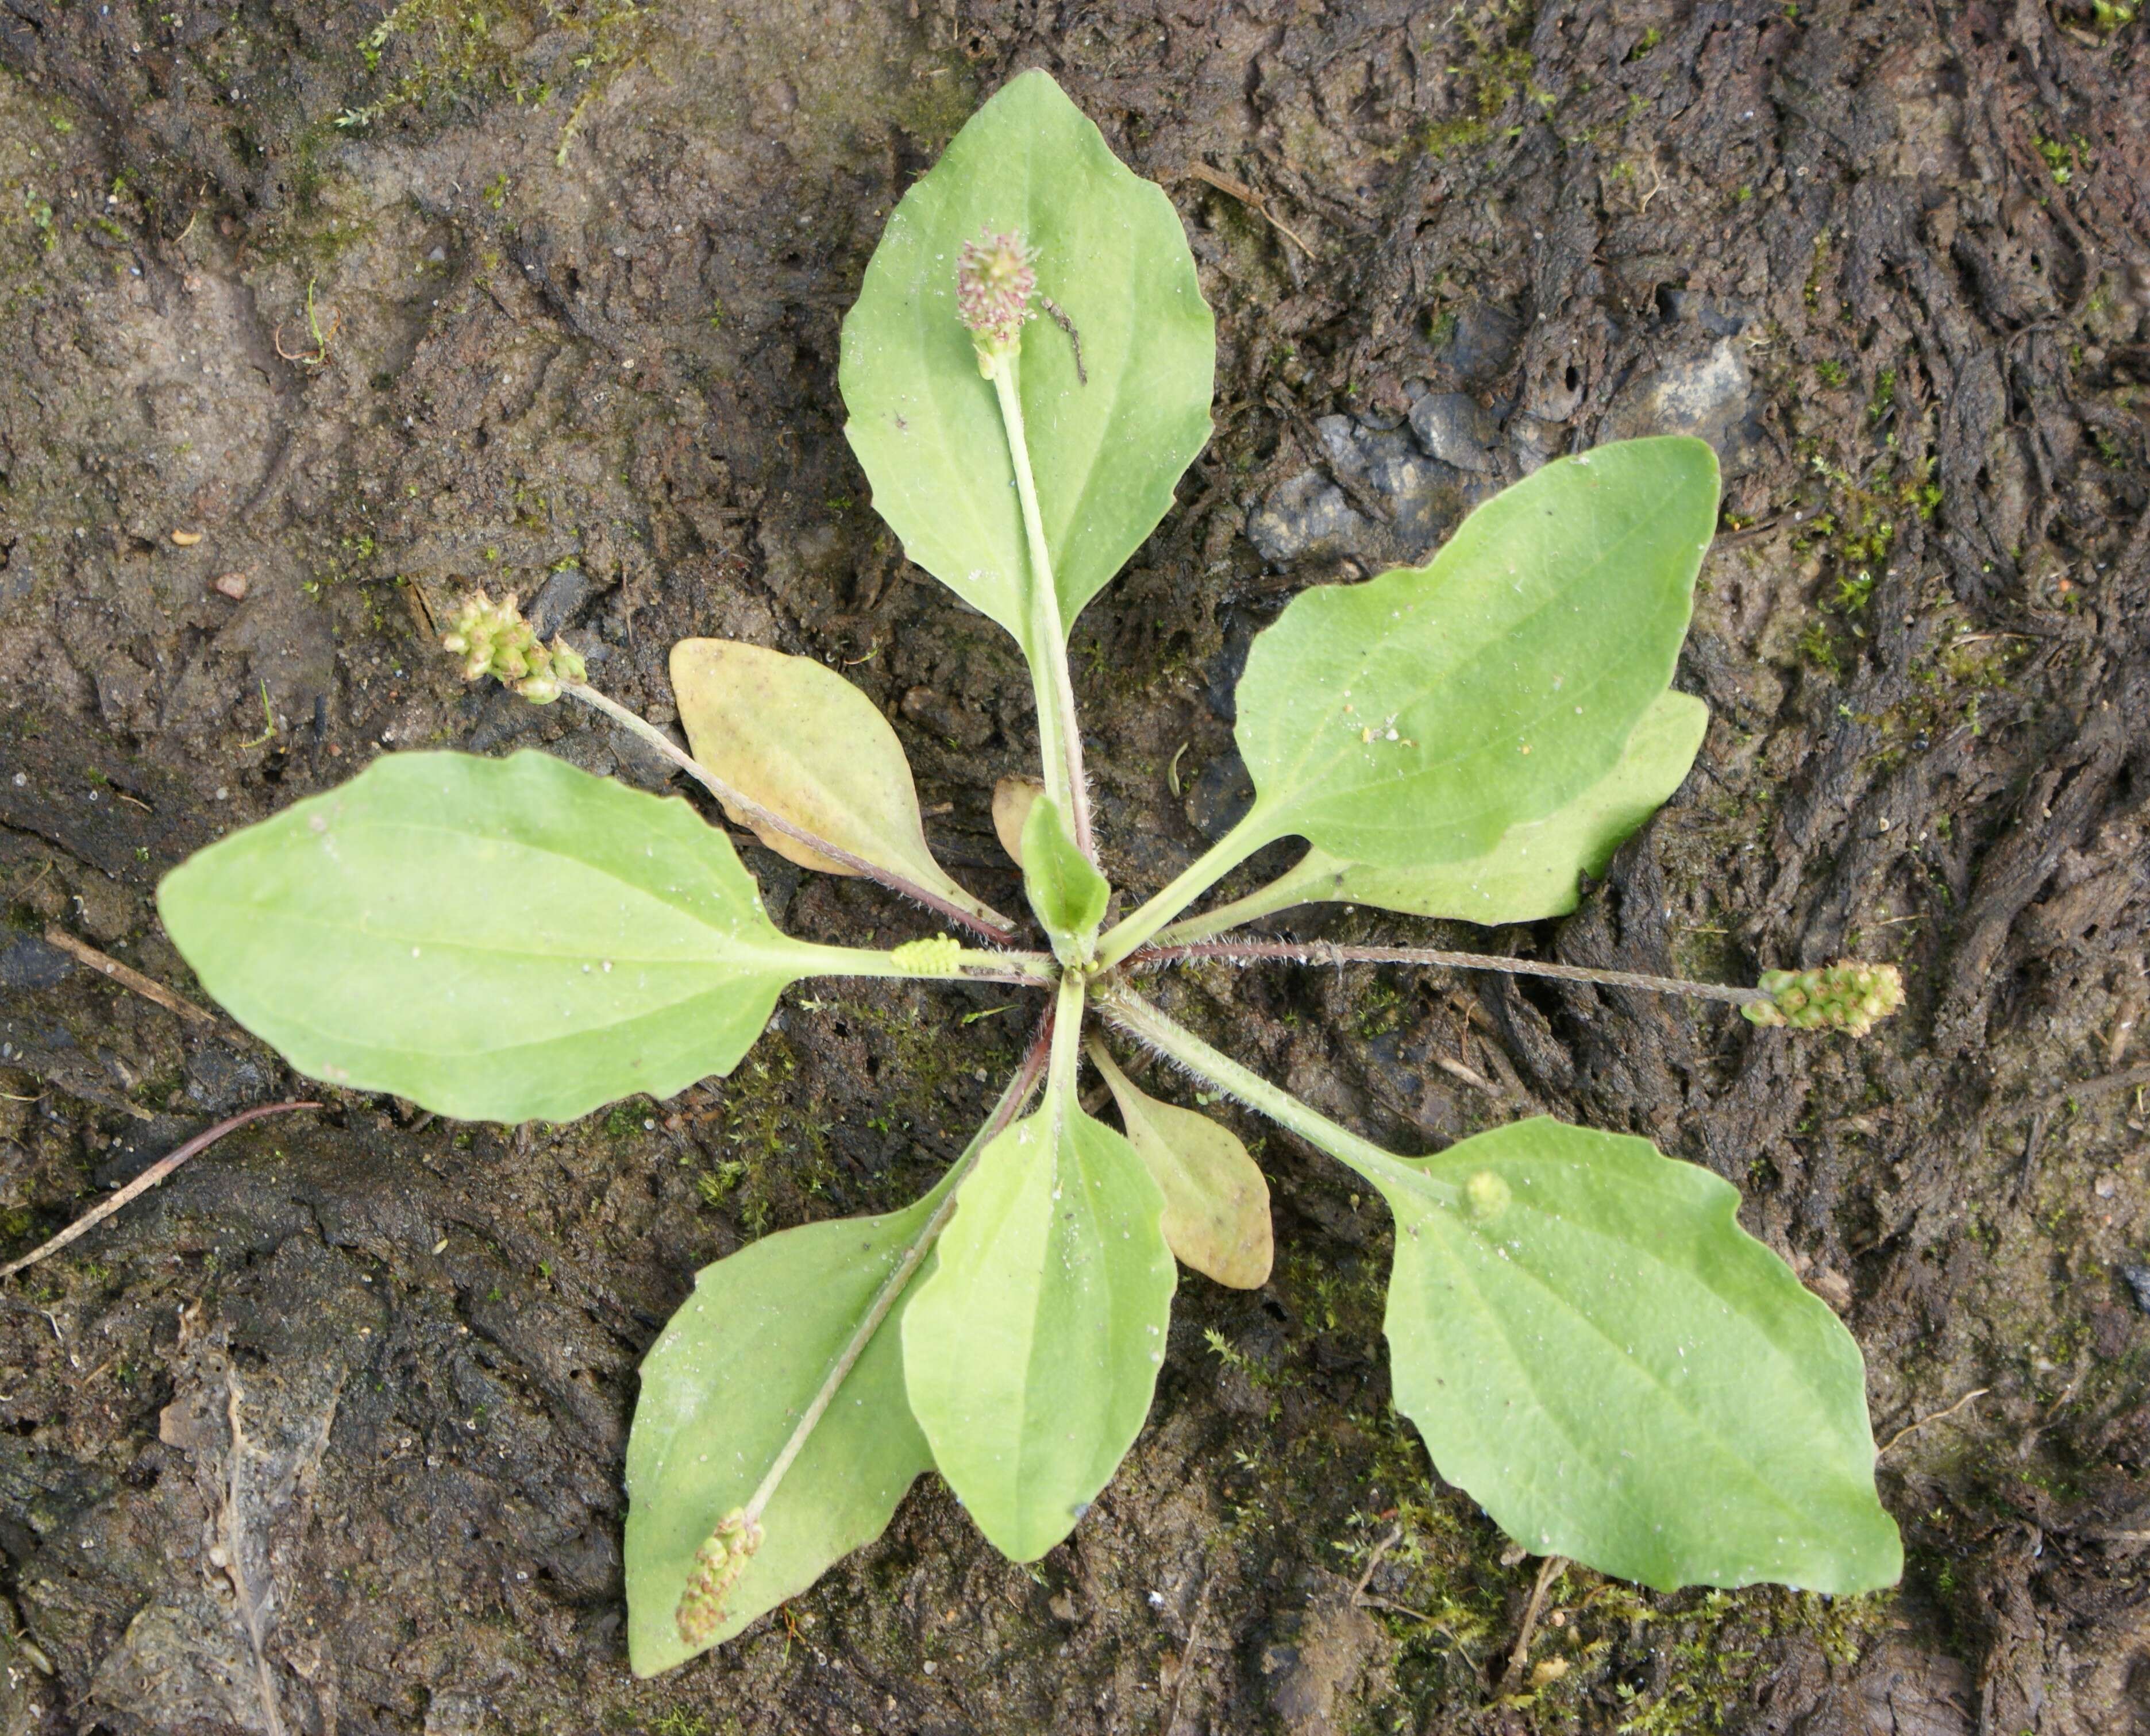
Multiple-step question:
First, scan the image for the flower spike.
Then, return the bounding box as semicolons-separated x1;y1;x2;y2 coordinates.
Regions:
956;227;1037;373
1743;960;1905;1036
439;589;586;704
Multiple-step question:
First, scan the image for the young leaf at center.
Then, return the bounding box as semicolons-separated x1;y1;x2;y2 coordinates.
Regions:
1019;793;1109;958
900;1102;1175;1560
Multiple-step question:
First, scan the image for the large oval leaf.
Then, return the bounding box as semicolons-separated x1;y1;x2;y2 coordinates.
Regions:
900;1102;1174;1560
157;750;865;1122
670;638;1010;933
626;1188;941;1675
1232;437;1719;869
839;68;1215;641
1092;1043;1271;1289
1176;691;1708;939
1375;1117;1900;1594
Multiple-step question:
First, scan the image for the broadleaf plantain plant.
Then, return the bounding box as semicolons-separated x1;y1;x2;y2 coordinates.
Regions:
155;71;1909;1680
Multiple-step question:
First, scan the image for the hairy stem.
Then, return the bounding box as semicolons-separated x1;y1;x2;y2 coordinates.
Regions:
988;360;1094;862
1093;810;1276;971
1095;986;1458;1205
1131;939;1771;1007
561;676;1019;946
741;1004;1058;1528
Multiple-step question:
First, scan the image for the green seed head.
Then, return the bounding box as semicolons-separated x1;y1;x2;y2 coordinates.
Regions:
890;934;965;977
439;589;581;705
1743;960;1905;1036
673;1507;764;1646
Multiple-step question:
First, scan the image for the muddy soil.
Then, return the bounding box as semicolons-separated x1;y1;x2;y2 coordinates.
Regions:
1;0;2147;1731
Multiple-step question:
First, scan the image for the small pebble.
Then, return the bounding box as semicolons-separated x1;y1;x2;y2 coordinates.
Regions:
213;572;249;599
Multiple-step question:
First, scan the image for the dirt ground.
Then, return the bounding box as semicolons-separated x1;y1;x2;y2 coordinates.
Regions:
1;0;2146;1731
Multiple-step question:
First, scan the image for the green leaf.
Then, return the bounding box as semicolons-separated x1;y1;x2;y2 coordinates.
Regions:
1371;1117;1900;1594
1020;794;1109;954
1232;437;1719;869
900;1103;1175;1560
1232;690;1709;929
625;1187;941;1675
1092;1044;1271;1289
671;638;1009;932
157;750;866;1123
839;68;1215;641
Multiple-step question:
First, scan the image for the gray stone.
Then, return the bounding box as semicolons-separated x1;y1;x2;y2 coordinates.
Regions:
1246;470;1370;564
0;932;73;992
1508;412;1562;474
1438;302;1522;384
1603;337;1759;471
527;564;596;639
184;1044;272;1114
1408;391;1501;473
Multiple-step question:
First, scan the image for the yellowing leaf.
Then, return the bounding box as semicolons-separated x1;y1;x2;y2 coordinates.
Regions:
992;776;1043;866
1092;1043;1271;1289
670;639;1008;933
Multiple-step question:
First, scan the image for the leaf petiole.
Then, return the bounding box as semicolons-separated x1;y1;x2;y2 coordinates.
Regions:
1095;985;1457;1208
1092;808;1277;971
987;356;1095;863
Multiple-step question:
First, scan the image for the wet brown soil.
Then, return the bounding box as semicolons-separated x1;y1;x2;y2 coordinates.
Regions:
1;1;2147;1732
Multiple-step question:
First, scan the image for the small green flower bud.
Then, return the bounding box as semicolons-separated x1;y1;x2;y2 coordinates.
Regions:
1743;960;1905;1037
675;1508;764;1646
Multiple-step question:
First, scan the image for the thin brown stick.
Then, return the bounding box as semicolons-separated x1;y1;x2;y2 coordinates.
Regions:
1505;1556;1567;1682
2047;1062;2150;1106
1351;1523;1405;1604
0;1102;319;1282
1162;1581;1215;1736
1132;939;1770;1008
1879;1387;1990;1458
43;927;218;1026
1181;162;1314;255
561;677;1020;947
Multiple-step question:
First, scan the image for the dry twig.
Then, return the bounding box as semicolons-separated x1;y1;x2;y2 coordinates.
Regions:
43;925;218;1027
0;1102;319;1282
1181;162;1314;255
1505;1555;1567;1683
